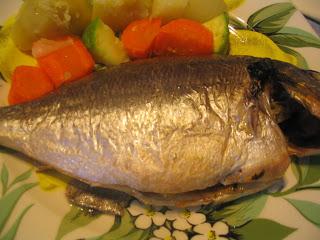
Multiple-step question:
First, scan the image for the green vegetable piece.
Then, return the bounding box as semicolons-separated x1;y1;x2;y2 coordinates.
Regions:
203;12;229;54
83;18;129;66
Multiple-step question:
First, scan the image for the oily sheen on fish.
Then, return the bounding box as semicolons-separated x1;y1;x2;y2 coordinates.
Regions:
0;56;319;198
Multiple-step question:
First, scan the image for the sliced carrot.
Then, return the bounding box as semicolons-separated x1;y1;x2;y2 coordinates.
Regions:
32;37;74;58
8;66;54;105
153;19;213;56
37;37;95;88
121;18;162;59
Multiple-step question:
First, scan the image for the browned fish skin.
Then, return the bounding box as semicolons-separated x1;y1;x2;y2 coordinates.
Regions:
0;56;319;197
66;180;131;215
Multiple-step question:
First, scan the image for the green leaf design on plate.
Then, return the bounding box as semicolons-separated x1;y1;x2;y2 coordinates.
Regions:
296;157;312;185
279;45;309;69
118;229;145;240
247;2;296;34
9;169;33;188
291;157;300;181
0;204;33;240
90;210;136;240
213;194;268;227
1;164;9;196
0;182;37;234
270;27;320;48
286;198;320;227
274;156;320;196
234;219;296;240
297;180;320;190
139;228;152;240
298;156;320;187
55;206;101;240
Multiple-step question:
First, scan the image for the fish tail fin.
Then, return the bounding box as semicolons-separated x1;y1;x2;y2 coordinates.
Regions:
247;58;320;154
269;60;320;154
276;63;320;118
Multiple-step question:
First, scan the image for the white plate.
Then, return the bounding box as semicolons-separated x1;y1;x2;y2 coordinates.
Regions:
292;0;320;22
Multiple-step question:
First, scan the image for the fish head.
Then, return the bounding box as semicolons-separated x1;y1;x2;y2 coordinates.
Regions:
247;58;320;156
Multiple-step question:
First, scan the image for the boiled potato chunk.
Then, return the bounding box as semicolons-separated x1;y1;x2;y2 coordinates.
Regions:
11;0;92;51
0;16;37;83
92;0;153;32
184;0;227;23
64;0;93;34
151;0;189;23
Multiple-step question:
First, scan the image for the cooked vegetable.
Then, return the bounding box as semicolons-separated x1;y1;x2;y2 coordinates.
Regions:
63;0;93;34
151;0;188;23
153;19;213;56
83;18;129;65
203;12;229;54
37;37;95;88
0;16;37;82
8;66;54;105
229;30;297;65
121;18;161;59
11;0;92;51
37;170;70;191
224;0;244;11
92;0;153;32
183;0;227;22
32;37;74;58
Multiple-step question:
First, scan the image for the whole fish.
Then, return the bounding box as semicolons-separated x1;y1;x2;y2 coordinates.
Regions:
1;56;320;207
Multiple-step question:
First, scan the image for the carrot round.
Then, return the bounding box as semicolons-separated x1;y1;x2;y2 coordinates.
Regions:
121;18;162;59
8;66;54;105
153;19;213;56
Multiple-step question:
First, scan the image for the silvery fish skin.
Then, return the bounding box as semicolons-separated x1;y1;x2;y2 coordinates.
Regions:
0;56;320;198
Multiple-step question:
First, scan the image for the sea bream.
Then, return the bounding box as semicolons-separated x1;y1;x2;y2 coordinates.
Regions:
1;56;320;207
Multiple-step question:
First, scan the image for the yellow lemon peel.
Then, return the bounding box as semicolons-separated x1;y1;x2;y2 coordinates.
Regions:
36;170;71;191
229;29;298;66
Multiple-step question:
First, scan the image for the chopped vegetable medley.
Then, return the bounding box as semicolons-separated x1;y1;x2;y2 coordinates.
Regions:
0;0;231;105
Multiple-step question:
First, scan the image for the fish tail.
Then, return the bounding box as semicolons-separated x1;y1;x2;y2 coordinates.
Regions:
247;58;320;118
276;63;320;118
270;60;320;152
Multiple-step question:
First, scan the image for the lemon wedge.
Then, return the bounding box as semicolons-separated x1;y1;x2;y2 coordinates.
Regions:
0;16;37;82
229;29;298;66
224;0;244;11
37;171;71;191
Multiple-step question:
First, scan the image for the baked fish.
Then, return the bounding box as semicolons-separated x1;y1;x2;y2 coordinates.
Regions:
0;56;320;207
